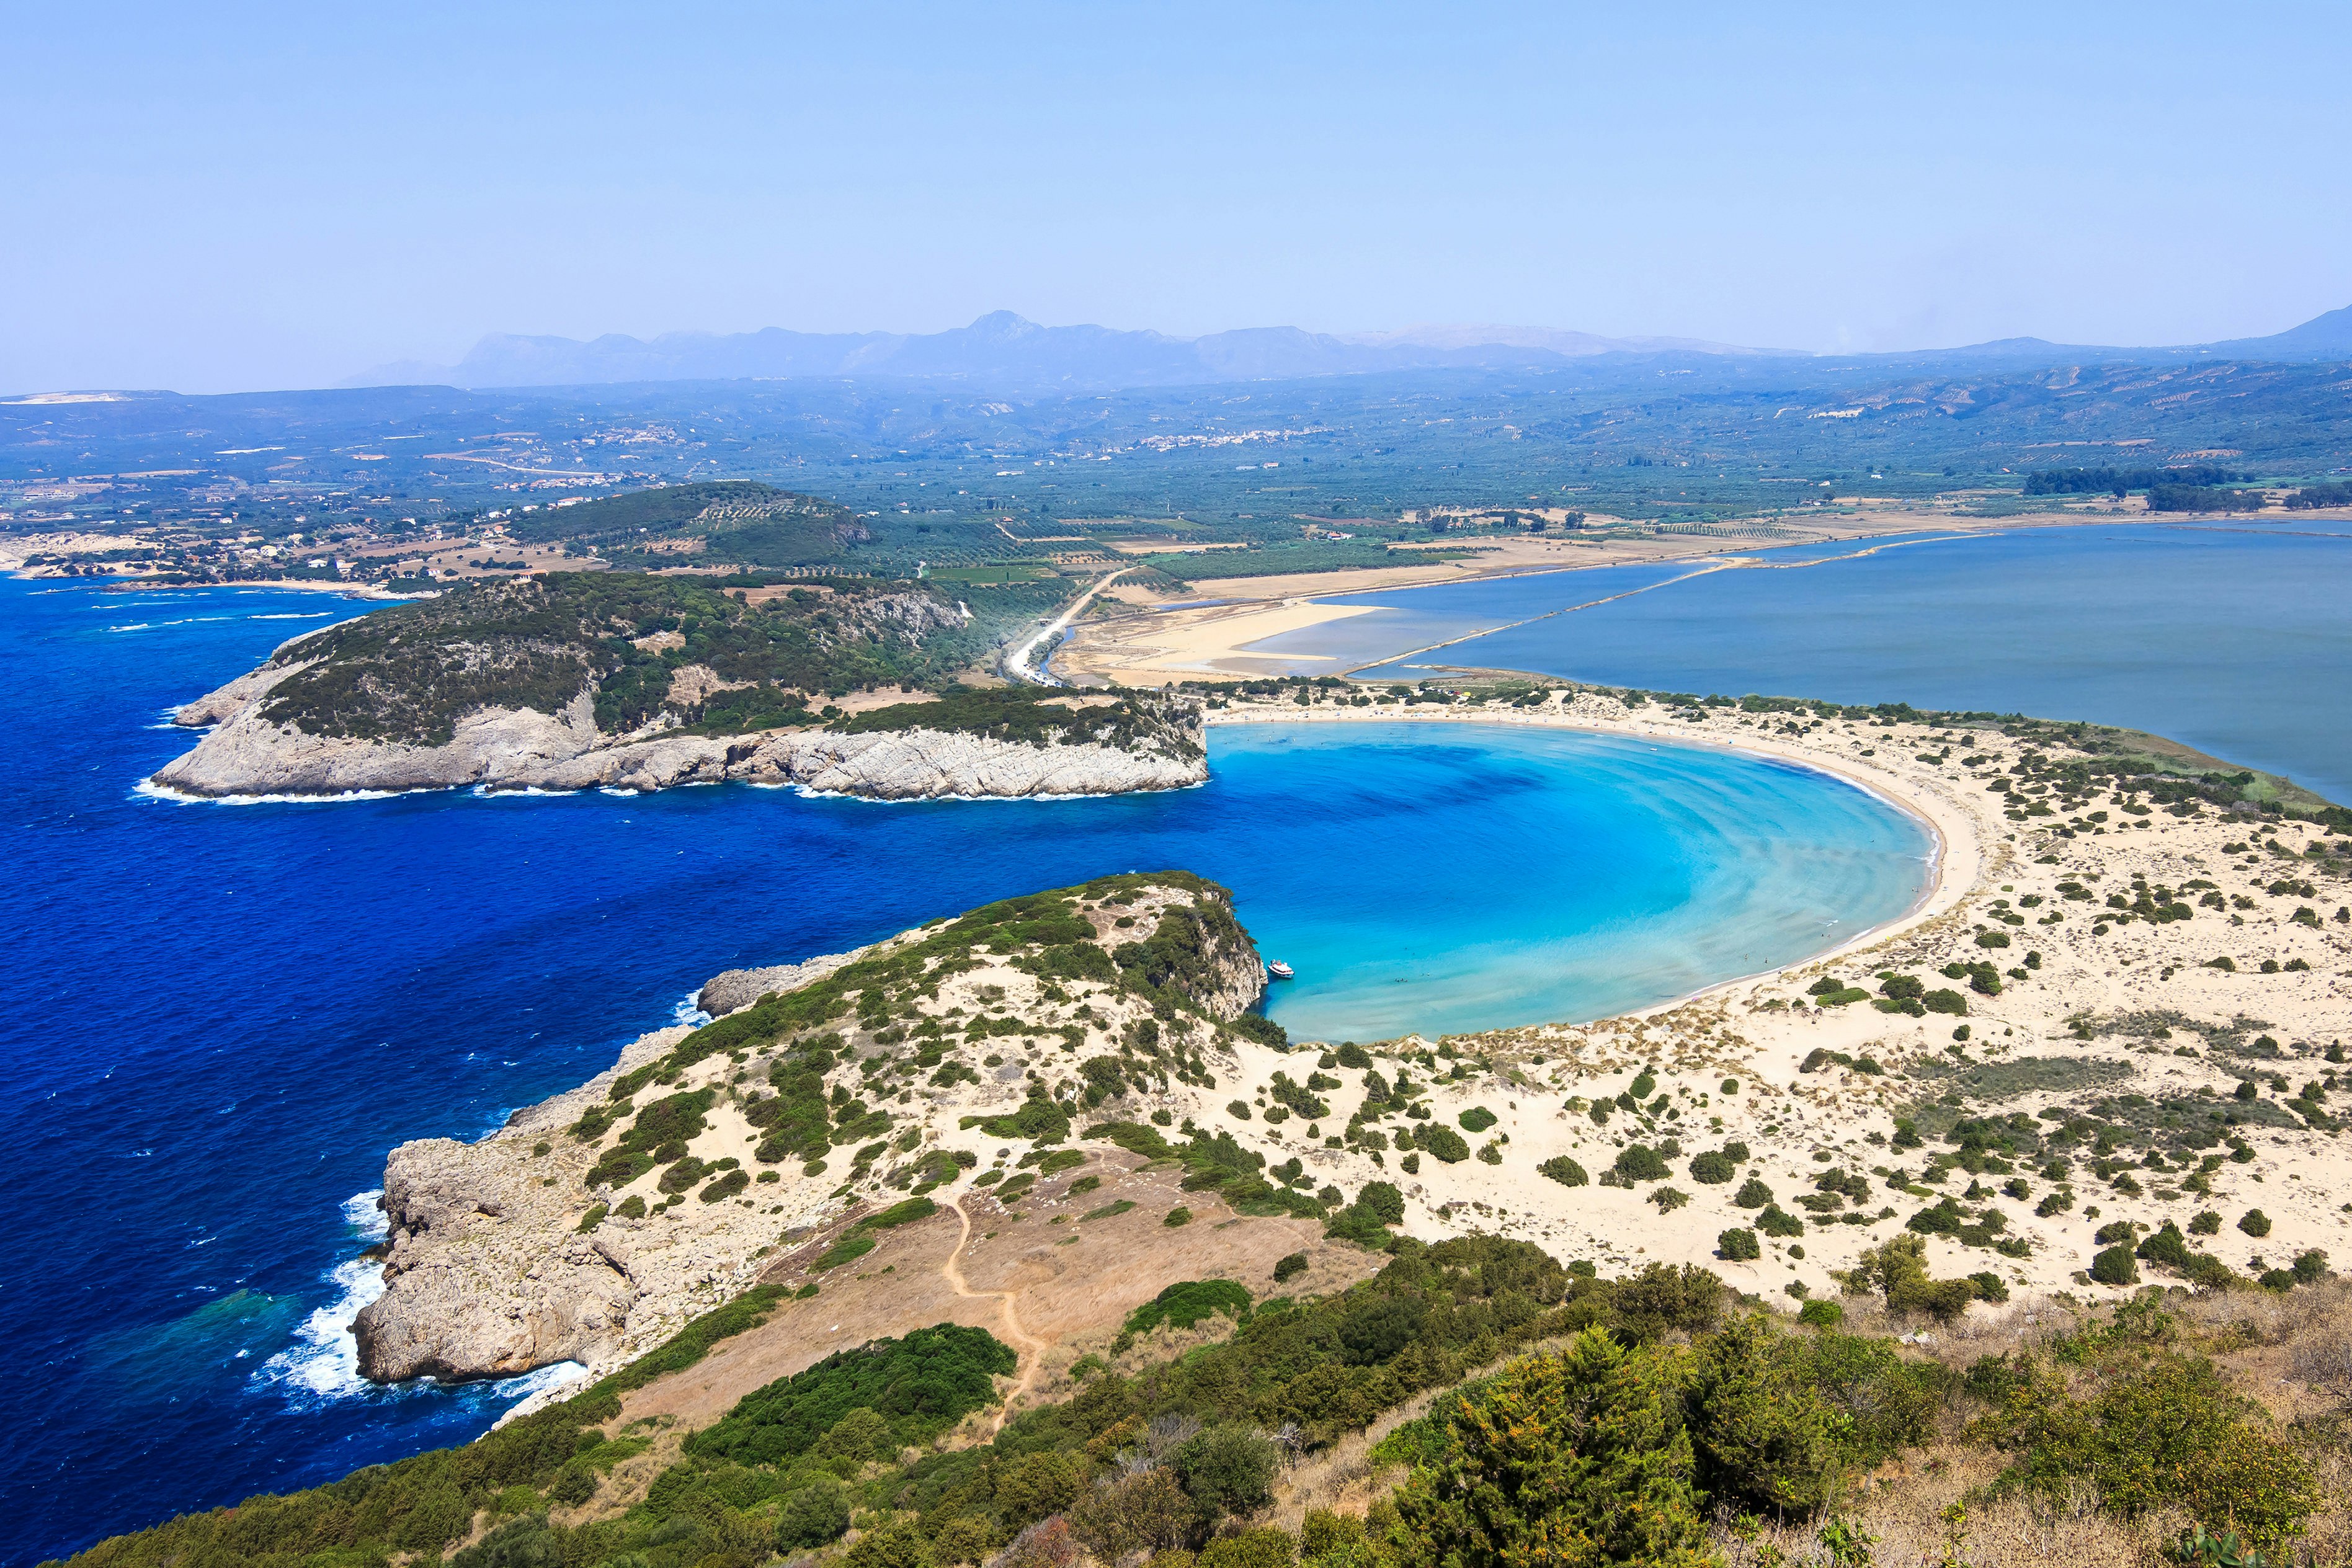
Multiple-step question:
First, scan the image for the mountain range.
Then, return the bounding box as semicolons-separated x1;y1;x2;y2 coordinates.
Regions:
347;305;2352;393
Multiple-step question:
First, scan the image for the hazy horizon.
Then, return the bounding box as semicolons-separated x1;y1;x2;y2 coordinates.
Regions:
7;2;2351;394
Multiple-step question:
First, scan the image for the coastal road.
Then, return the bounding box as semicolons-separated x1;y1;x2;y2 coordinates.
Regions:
1003;568;1128;686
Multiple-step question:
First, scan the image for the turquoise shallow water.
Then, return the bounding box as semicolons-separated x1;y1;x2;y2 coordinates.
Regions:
1217;722;1933;1040
0;577;1931;1561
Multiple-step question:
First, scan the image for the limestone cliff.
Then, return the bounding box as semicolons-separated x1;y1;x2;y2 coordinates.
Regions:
157;679;1205;801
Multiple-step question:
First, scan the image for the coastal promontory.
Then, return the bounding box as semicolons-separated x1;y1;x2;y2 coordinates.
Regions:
152;572;1204;800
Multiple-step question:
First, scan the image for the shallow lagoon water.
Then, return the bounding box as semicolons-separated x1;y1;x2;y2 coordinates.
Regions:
1254;522;2352;805
0;577;1927;1560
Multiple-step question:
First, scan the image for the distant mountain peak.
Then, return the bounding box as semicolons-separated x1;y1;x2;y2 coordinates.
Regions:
963;310;1043;338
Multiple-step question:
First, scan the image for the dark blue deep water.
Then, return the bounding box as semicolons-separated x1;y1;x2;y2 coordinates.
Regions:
0;577;1928;1562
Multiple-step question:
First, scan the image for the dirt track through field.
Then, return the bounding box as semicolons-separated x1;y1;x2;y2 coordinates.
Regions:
944;1191;1048;1430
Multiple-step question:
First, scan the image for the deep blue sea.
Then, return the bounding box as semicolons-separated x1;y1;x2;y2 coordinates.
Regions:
1251;522;2352;806
0;577;1928;1563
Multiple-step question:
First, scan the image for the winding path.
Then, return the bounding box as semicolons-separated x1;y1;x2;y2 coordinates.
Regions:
943;1192;1048;1432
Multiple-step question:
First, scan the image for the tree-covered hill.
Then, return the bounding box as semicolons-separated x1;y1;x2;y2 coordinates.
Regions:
501;483;878;571
252;571;1069;745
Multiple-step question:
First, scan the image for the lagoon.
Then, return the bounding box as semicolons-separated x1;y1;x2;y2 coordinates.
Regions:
1250;522;2352;805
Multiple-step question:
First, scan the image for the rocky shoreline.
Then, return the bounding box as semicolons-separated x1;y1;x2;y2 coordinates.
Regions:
154;665;1206;802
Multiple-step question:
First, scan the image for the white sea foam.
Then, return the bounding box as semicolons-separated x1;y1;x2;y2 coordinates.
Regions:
133;777;419;806
498;1360;589;1401
673;994;713;1029
252;1254;384;1401
344;1187;389;1242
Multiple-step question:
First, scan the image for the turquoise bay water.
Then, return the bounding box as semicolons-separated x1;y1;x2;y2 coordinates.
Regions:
1221;723;1931;1040
0;578;1928;1561
1249;522;2352;805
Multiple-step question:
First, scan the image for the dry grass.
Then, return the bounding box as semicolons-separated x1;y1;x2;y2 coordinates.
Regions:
1714;1446;2165;1567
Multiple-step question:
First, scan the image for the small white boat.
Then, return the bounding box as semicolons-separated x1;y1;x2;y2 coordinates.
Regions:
1267;961;1295;980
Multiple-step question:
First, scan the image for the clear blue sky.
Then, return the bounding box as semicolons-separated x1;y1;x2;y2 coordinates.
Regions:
7;2;2350;393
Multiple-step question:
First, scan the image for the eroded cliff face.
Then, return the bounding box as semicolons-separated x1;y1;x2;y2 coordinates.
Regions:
345;875;1272;1385
355;1138;639;1382
154;681;1205;801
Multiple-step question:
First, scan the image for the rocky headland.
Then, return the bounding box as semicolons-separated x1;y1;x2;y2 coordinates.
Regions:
350;873;1272;1383
151;572;1206;801
156;684;1204;800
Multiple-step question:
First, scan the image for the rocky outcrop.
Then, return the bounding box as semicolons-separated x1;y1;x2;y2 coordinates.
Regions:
697;947;866;1017
154;682;1205;802
354;1138;641;1382
350;1024;686;1382
171;657;314;726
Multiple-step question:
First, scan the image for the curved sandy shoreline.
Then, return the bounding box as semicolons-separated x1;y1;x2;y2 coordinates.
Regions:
1205;698;1982;987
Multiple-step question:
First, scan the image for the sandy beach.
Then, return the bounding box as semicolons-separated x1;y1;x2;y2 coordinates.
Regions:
1185;692;2351;1309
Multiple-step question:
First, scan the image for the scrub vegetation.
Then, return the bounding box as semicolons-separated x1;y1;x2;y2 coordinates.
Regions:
55;1241;2352;1568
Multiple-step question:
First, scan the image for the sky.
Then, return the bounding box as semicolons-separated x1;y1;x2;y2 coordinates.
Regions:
6;2;2351;394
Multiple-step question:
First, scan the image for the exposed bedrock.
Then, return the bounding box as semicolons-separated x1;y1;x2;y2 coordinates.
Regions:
154;686;1204;801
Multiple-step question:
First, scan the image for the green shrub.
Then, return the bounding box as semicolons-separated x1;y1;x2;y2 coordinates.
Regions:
1613;1144;1671;1182
1849;1234;1978;1321
1686;1314;1842;1517
777;1481;852;1548
1756;1204;1806;1238
1175;1425;1280;1520
1164;1206;1193;1227
814;1233;877;1272
1420;1127;1471;1164
1688;1151;1737;1184
687;1322;1016;1465
1458;1107;1499;1133
1734;1175;1773;1208
1538;1156;1588;1187
1977;1353;2320;1549
699;1170;751;1203
1718;1227;1760;1261
2137;1221;2194;1272
1198;1527;1298;1568
1389;1329;1708;1566
1127;1279;1253;1335
2239;1208;2271;1237
1797;1299;1845;1330
2090;1244;2139;1286
1273;1252;1308;1284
